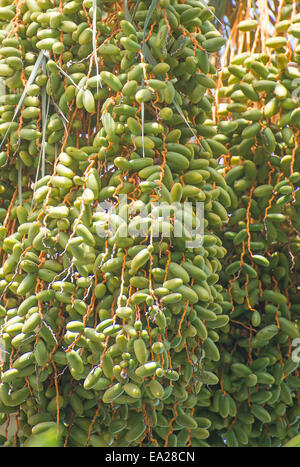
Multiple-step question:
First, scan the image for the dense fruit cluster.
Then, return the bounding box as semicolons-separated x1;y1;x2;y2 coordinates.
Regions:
193;7;300;447
0;0;233;447
0;0;299;448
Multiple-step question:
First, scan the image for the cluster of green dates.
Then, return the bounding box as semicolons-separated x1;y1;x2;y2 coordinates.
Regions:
196;4;300;447
0;0;299;448
0;0;235;448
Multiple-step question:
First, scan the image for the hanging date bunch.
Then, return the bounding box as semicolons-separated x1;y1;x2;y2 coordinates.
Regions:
198;2;300;447
0;0;231;447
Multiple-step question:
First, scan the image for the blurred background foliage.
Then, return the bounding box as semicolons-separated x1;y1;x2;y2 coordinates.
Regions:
284;434;300;447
